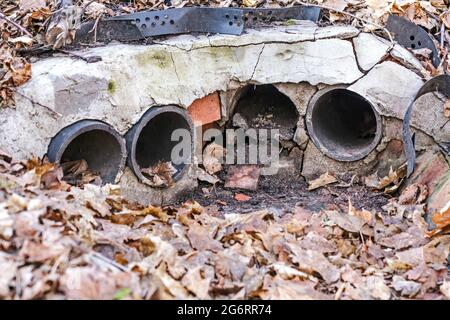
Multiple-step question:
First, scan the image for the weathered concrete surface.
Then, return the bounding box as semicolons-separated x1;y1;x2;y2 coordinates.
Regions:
348;61;449;145
301;117;438;180
352;33;424;73
275;82;318;118
119;165;198;206
353;33;390;71
2;26;363;161
410;92;450;146
154;22;359;49
252;39;362;84
348;61;424;120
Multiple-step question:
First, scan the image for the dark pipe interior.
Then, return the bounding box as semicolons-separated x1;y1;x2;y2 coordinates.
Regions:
135;111;191;177
229;84;298;164
233;84;298;130
61;129;123;183
310;89;378;159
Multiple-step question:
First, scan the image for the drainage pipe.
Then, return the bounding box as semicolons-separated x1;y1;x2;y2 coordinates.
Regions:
305;86;383;162
125;105;194;185
47;120;127;183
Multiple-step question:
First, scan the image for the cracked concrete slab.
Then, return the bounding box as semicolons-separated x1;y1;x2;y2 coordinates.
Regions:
353;33;390;71
3;26;365;160
348;61;424;119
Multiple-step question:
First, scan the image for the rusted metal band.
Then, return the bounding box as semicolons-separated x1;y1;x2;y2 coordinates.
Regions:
386;15;441;68
403;75;450;177
242;6;320;27
75;5;320;43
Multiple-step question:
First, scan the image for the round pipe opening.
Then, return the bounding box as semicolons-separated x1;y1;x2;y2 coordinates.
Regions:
47;120;126;183
229;84;299;164
232;84;299;131
306;87;382;161
126;105;193;186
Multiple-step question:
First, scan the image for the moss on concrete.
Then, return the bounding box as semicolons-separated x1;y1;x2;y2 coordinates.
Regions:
137;50;172;69
108;80;117;95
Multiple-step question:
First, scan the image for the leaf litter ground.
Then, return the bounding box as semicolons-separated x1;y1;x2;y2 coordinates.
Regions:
0;152;449;300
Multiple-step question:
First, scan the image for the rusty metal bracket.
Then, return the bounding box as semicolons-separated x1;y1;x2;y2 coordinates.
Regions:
109;7;245;36
403;74;450;177
75;5;320;43
242;6;320;27
76;7;245;43
386;15;441;68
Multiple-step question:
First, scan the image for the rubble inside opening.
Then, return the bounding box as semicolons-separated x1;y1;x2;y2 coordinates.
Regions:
132;109;192;182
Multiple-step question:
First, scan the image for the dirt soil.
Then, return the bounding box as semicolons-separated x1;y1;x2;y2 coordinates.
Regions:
182;169;389;216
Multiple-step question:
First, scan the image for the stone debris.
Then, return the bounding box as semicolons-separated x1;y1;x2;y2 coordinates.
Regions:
224;165;261;191
232;113;249;130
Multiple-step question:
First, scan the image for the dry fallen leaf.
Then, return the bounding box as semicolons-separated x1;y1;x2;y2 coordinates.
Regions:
324;0;348;11
440;280;450;299
0;205;13;240
181;266;211;299
392;275;421;297
288;244;340;284
307;172;338;191
398;183;428;205
141;161;177;187
348;199;373;223
358;276;391;300
326;210;372;236
9;36;34;46
444;99;450;118
203;143;225;175
19;0;46;11
364;164;407;193
427;200;450;237
187;223;222;253
234;193;251;202
242;0;259;7
261;276;330;300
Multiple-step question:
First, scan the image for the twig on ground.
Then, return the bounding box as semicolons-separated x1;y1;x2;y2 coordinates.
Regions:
88;15;101;43
0;11;33;37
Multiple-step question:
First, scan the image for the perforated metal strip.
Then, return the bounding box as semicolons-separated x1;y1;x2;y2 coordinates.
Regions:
75;6;320;43
386;15;441;68
242;6;320;27
110;7;245;37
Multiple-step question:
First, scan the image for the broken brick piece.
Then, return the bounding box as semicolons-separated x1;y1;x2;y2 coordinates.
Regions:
224;165;261;191
234;193;251;202
188;92;221;127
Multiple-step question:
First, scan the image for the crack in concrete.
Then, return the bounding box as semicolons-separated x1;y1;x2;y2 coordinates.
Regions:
349;38;367;75
349;37;395;85
169;52;181;83
250;43;265;81
169;52;184;106
154;36;357;53
15;91;62;119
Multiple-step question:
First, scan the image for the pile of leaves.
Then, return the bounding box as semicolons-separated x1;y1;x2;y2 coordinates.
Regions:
0;0;449;107
0;150;449;299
